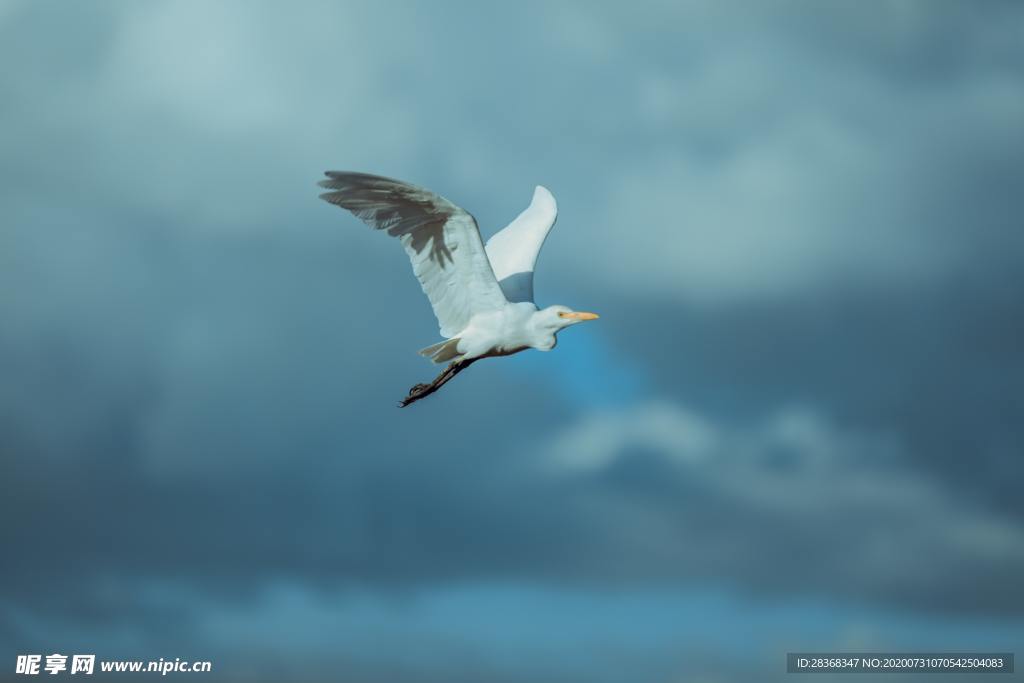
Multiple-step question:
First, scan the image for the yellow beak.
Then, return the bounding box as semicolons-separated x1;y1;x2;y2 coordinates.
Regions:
559;311;600;321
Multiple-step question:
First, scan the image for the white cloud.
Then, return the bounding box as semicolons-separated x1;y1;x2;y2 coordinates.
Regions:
542;399;1024;607
546;400;718;472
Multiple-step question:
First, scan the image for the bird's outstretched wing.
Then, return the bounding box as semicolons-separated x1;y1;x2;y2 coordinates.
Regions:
319;172;508;338
484;186;557;303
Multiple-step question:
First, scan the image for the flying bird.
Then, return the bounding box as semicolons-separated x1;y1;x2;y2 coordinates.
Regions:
318;171;599;406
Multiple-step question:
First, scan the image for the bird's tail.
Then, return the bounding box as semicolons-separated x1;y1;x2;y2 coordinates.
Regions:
418;338;463;364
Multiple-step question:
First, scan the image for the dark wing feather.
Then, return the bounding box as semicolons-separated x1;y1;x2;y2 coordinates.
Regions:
319;172;507;337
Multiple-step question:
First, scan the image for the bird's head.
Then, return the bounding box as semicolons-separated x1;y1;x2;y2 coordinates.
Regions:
536;305;600;332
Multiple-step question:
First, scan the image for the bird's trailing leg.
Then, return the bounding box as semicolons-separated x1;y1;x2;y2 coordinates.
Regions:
399;358;478;408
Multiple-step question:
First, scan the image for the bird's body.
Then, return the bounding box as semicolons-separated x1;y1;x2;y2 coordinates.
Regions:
318;171;598;405
457;301;557;358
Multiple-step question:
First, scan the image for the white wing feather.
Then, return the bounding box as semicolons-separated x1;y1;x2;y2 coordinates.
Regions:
319;172;508;338
484;185;557;304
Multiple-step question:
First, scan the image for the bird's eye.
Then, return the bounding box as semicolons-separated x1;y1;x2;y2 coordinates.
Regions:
557;311;569;318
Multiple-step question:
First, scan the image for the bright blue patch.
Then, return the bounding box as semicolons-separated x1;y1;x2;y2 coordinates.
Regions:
503;331;645;408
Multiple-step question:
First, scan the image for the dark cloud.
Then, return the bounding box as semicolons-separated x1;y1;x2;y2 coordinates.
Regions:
598;280;1024;516
2;0;1024;681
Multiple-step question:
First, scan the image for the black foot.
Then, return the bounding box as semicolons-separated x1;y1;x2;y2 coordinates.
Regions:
397;358;479;408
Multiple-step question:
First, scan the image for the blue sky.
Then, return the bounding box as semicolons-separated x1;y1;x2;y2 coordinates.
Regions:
1;1;1023;681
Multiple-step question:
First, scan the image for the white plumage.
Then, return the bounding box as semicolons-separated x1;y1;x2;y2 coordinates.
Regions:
318;172;598;403
485;185;558;304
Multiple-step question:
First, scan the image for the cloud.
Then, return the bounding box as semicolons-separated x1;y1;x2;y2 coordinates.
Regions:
542;401;1024;614
4;0;1022;303
2;1;1024;681
562;7;1024;304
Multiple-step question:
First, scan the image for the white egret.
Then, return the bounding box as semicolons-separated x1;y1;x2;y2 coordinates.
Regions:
318;171;599;406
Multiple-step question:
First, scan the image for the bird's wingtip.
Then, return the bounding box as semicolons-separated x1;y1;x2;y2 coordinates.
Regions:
532;185;557;211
